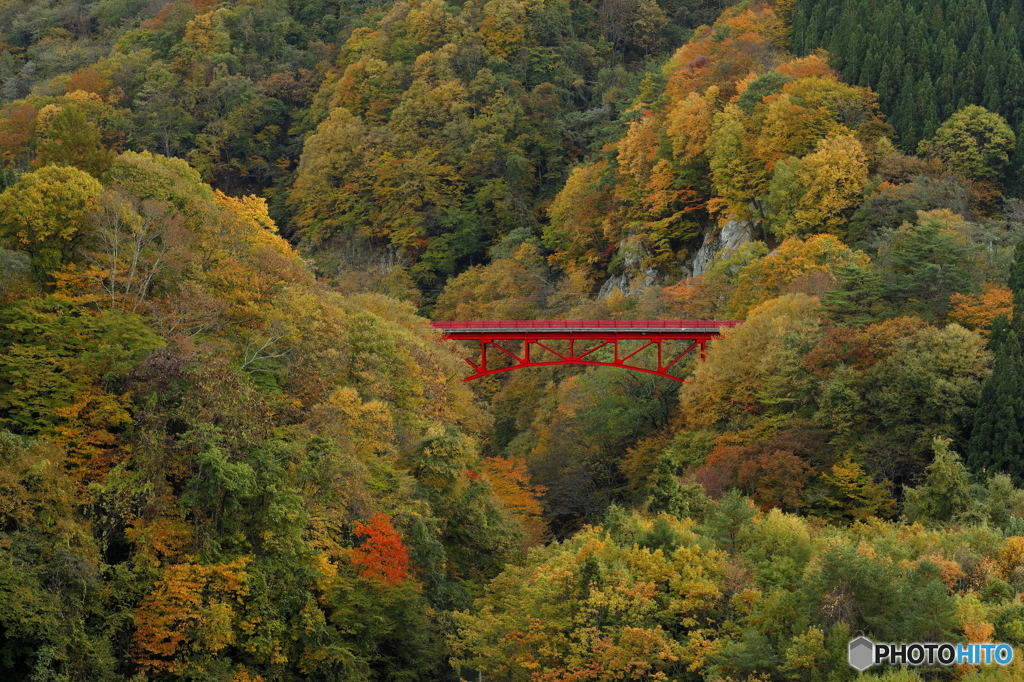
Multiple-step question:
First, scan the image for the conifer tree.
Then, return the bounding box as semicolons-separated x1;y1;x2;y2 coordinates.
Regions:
966;316;1024;478
1009;236;1024;315
820;264;886;326
967;238;1024;479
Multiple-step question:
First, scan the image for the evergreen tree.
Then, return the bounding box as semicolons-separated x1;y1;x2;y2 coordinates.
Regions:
968;239;1024;480
1009;236;1024;315
967;315;1024;479
793;0;1024;196
879;216;978;321
648;458;710;519
915;73;940;143
820;264;886;326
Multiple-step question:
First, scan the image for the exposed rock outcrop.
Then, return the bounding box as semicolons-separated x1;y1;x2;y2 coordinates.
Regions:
687;218;756;277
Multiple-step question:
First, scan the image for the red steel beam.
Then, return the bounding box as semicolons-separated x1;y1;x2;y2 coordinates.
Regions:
431;320;740;382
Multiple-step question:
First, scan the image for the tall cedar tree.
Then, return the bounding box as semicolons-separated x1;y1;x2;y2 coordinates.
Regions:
820;263;886;325
968;239;1024;477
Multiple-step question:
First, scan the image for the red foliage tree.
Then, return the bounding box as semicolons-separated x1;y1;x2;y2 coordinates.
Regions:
694;428;828;511
350;513;410;586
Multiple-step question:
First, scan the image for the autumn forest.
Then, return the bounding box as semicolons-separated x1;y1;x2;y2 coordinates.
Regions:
6;0;1024;679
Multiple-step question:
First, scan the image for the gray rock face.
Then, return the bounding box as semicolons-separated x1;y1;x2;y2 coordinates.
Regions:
597;273;629;299
688;217;755;277
596;216;756;297
597;235;658;298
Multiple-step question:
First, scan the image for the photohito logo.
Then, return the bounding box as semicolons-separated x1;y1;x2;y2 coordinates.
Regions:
848;637;1014;670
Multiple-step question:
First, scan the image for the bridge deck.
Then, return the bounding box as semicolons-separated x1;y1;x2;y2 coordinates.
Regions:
431;320;741;335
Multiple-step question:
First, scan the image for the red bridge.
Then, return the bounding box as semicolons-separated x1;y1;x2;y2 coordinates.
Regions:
432;320;741;382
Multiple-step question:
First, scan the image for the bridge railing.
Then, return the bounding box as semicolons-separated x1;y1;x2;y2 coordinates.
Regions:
431;320;742;330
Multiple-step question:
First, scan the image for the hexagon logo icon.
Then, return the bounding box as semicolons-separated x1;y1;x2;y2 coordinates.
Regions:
848;636;875;671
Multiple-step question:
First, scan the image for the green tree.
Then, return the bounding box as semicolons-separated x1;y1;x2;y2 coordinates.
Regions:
0;431;118;681
34;102;116;177
918;105;1016;184
967;314;1024;479
878;213;980;321
903;437;973;525
0;165;103;284
709;104;769;221
0;296;162;482
861;323;989;468
820;263;886;325
1009;237;1024;317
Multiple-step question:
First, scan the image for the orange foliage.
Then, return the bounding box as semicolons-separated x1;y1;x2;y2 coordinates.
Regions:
694;443;745;497
141;0;219;29
126;514;195;568
0;102;38;167
350;513;410;586
481;456;549;546
331;57;404;124
694;429;824;510
963;621;996;644
949;283;1013;333
802;317;932;376
774;52;836;80
134;558;251;673
664;6;786;101
661;274;730;319
45;385;136;488
900;555;964;591
66;65;109;96
737;447;811;510
998;536;1024;580
231;666;266;682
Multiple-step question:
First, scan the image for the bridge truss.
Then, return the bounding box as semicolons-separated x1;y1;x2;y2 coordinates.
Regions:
431;320;741;382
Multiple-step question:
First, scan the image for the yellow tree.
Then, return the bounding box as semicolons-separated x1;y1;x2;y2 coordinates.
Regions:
727;234;870;316
666;87;719;164
433;243;549;320
781;75;884;131
767;135;869;238
0;164;103;284
544;161;620;279
752;92;847;170
709;104;769;221
615;111;704;272
453;513;726;681
133;558;252;676
58;191;178;313
287;107;375;246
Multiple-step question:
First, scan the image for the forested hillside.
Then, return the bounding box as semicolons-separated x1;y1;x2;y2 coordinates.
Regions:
6;0;1024;679
793;0;1024;194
